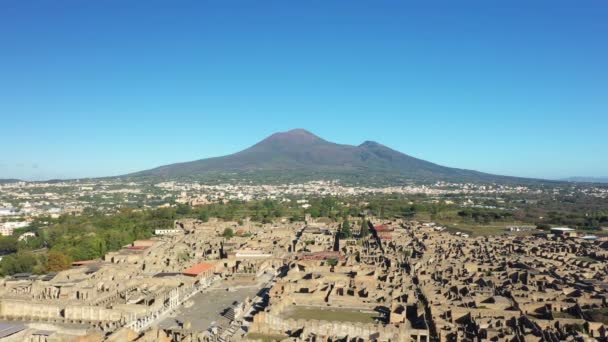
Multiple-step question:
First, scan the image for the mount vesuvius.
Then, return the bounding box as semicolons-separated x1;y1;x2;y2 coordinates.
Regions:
128;129;540;184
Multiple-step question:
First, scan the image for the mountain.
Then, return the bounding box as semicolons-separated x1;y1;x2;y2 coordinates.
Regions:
562;177;608;184
129;129;542;184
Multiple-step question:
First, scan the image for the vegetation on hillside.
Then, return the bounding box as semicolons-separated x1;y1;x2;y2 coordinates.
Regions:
130;129;541;185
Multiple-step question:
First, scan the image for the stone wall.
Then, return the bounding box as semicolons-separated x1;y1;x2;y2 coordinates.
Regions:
251;311;426;342
64;305;128;322
0;299;62;320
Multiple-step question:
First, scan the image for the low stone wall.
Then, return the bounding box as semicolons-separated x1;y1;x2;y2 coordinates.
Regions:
0;299;62;320
273;290;378;311
65;305;127;322
251;311;425;342
451;307;520;322
0;299;129;323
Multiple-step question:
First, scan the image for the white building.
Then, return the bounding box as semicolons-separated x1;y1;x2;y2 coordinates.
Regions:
0;208;18;217
0;221;30;236
154;229;182;235
550;227;575;236
235;249;273;258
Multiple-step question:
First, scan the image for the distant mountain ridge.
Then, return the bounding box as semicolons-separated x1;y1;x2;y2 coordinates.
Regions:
129;129;544;184
562;177;608;184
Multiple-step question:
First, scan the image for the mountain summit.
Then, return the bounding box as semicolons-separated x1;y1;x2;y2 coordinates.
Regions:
259;128;324;145
129;129;535;184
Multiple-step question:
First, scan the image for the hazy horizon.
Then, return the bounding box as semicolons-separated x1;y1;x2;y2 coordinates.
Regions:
1;1;607;180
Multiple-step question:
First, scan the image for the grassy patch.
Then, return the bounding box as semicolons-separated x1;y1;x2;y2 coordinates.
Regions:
576;256;597;263
246;332;288;342
553;311;578;319
443;222;537;237
586;308;608;324
284;306;378;323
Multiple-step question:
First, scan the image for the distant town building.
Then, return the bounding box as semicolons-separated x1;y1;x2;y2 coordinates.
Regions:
18;232;36;241
0;221;30;236
507;226;535;232
0;207;18;216
550;227;575;235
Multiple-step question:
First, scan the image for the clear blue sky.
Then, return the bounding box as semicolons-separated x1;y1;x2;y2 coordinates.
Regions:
1;0;606;181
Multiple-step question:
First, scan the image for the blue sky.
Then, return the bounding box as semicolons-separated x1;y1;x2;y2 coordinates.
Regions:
1;0;606;180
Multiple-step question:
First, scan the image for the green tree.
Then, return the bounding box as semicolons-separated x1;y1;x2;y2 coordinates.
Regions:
0;251;37;275
536;223;551;230
46;251;71;272
66;235;106;261
320;197;337;217
176;204;192;216
198;210;209;222
403;205;416;218
0;236;18;254
360;219;370;238
341;220;352;238
103;230;132;251
222;228;234;239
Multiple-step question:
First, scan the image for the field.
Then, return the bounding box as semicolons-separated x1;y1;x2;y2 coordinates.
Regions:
586;308;608;324
575;256;598;263
439;221;602;238
284;306;378;324
553;311;578;319
245;333;289;342
413;211;538;237
441;222;538;237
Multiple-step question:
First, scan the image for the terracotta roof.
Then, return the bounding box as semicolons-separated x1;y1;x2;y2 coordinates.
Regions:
374;224;394;232
183;262;215;276
132;239;156;246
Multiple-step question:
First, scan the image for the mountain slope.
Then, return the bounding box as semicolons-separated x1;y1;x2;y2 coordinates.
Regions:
562;177;608;184
129;129;540;184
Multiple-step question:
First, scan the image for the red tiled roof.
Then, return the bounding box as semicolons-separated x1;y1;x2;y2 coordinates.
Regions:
183;262;215;276
374;224;394;232
133;239;156;246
